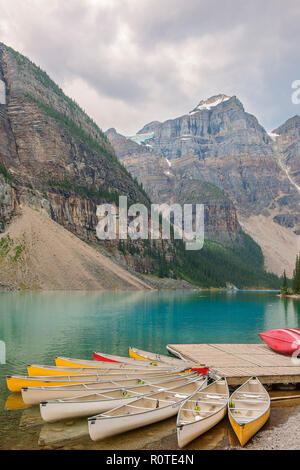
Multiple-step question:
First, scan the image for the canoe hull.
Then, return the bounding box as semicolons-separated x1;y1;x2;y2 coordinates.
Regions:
93;352;120;363
177;406;227;449
229;407;270;447
22;387;105;405
6;376;93;393
129;347;149;361
88;403;180;441
8;371;183;393
259;329;300;356
228;376;270;446
129;347;208;375
40;396;138;423
27;365;182;377
55;356;169;369
21;372;197;405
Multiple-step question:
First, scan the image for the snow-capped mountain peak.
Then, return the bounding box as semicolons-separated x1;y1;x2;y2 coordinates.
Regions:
190;94;232;114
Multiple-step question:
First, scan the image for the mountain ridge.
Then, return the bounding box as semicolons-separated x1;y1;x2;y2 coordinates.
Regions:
0;43;285;288
107;94;300;276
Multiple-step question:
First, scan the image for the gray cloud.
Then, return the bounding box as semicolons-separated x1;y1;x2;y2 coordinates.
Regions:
0;0;299;134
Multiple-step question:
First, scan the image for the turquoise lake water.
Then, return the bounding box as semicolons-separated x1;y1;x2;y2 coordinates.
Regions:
0;290;299;449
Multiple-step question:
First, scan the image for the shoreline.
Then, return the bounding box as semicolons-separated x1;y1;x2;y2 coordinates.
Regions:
278;294;300;299
0;286;282;293
14;398;299;451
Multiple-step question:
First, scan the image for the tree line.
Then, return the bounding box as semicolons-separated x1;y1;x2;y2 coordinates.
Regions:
281;254;300;295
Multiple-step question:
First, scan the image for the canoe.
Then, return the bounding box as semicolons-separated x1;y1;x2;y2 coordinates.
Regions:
166;345;187;360
129;346;191;363
22;372;198;405
258;329;300;356
7;370;187;393
177;377;229;448
228;376;270;446
27;364;186;377
129;347;208;375
93;351;164;366
55;356;170;369
40;375;202;422
88;376;207;441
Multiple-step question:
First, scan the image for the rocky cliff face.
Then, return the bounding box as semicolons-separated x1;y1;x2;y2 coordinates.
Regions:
106;127;242;245
106;95;300;275
135;95;299;225
0;43;149;243
273;116;300;193
0;175;18;231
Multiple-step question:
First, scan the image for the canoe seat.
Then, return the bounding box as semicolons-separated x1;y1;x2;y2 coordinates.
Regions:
125;405;154;410
190;400;226;405
196;392;228;397
236;394;266;400
229;407;265;412
188;398;226;404
233;416;260;423
180;408;216;414
231;398;268;403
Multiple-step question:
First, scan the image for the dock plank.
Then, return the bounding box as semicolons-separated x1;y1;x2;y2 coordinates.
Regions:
168;343;300;385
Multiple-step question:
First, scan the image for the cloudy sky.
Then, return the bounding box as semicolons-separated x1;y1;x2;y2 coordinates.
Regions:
0;0;299;135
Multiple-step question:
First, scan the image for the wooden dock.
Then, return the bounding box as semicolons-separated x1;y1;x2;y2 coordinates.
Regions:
167;343;300;386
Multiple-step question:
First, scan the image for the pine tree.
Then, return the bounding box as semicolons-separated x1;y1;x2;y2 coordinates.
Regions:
292;255;300;294
281;270;288;296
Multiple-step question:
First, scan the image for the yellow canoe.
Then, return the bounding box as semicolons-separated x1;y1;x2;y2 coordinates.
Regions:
6;375;98;393
55;356;171;369
27;364;185;377
7;370;185;393
129;347;149;361
228;376;270;446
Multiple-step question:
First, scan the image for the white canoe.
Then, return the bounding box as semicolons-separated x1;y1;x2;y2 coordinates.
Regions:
228;376;270;446
27;364;185;377
22;372;198;405
177;377;229;448
88;376;207;441
8;370;188;393
40;375;201;422
55;356;172;369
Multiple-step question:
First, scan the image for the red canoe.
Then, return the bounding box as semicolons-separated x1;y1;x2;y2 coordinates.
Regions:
93;351;209;375
258;329;300;356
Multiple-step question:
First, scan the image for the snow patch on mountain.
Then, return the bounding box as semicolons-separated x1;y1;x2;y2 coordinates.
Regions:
268;131;279;141
190;94;231;114
128;132;154;145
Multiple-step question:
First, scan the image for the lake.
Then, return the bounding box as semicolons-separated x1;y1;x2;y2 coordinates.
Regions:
0;290;299;449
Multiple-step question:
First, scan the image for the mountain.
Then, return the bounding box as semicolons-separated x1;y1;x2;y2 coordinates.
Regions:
0;43;153;290
106;127;242;246
0;44;282;289
106;95;300;276
273;116;300;193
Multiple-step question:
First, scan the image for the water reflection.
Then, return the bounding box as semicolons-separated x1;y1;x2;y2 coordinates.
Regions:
5;394;30;411
39;419;88;446
264;297;300;331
